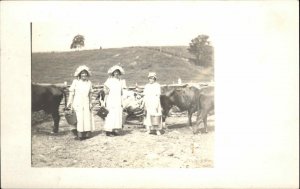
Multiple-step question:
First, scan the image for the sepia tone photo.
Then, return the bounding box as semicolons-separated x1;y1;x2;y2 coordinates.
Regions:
31;22;215;168
2;1;298;188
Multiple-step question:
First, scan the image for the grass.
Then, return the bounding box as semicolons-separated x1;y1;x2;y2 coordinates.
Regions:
32;46;214;86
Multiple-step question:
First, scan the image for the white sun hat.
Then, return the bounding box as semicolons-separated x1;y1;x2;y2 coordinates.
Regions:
108;65;125;75
148;72;157;79
74;65;92;77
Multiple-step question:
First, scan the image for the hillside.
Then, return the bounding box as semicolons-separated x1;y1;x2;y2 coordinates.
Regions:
32;46;214;86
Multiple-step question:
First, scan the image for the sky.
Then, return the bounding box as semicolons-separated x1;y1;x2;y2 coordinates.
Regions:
31;2;217;52
2;1;296;53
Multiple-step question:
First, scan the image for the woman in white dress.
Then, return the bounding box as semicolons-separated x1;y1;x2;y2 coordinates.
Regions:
103;65;125;136
67;65;95;140
143;72;162;135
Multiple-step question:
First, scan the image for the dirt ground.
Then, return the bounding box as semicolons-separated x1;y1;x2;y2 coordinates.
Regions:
31;111;214;168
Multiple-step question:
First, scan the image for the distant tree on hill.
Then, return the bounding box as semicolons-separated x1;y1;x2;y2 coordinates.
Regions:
188;34;213;66
70;34;85;50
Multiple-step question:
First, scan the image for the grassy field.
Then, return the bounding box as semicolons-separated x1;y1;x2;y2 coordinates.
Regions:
32;46;214;86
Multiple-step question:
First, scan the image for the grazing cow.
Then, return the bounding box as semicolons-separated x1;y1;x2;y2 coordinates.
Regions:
160;86;214;133
32;84;66;133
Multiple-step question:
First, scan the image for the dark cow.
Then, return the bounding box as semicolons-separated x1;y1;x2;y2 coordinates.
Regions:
32;84;67;133
160;86;214;133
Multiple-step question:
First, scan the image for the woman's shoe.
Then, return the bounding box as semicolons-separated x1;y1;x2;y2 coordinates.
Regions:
105;132;114;137
112;131;119;136
85;131;92;138
156;130;161;136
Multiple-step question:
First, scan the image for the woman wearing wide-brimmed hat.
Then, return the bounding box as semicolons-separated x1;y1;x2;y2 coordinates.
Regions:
143;72;163;135
67;65;95;140
102;65;125;136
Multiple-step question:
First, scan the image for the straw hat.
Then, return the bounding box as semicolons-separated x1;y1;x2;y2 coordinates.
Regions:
108;65;125;75
148;72;157;79
74;65;92;77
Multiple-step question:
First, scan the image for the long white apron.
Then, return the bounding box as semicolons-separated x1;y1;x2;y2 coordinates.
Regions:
103;78;123;132
69;79;95;132
143;82;162;130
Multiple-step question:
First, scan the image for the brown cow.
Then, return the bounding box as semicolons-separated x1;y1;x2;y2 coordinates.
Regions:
161;86;214;133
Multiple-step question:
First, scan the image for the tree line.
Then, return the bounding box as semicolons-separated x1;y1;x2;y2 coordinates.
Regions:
70;34;214;67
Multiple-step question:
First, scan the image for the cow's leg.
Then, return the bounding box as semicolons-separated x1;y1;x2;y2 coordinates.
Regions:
51;111;60;133
187;110;193;126
202;113;208;133
192;110;201;134
161;114;168;130
196;110;209;133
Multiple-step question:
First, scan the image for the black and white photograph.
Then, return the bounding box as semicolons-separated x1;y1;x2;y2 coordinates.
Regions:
31;21;215;168
1;1;298;188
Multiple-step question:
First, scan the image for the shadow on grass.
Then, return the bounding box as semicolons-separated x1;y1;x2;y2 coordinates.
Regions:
31;116;54;126
91;130;103;137
167;123;187;130
125;120;143;126
31;129;70;136
190;125;215;134
119;129;133;136
166;120;214;132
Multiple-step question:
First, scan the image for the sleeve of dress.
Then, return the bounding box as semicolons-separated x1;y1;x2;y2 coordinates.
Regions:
155;83;161;96
69;79;76;92
89;81;93;93
143;84;148;97
67;79;76;106
103;78;110;95
89;81;93;100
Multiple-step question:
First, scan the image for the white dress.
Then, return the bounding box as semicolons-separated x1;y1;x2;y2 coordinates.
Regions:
103;77;123;132
143;82;162;130
69;79;95;132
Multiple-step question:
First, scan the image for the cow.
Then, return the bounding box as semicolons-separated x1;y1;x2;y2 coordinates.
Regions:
32;84;67;133
160;86;214;133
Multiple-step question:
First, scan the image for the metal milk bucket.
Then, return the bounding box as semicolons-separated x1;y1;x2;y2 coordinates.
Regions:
150;115;162;126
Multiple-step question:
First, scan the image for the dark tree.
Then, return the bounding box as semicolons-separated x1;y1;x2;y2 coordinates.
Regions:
188;34;213;66
70;34;85;50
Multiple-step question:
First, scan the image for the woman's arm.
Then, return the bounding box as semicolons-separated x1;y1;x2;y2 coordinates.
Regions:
67;80;76;109
103;85;109;107
89;81;93;110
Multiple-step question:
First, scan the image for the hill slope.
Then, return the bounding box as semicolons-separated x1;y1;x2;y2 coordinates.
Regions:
32;46;214;86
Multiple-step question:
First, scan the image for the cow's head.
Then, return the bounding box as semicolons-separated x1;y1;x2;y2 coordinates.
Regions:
164;88;185;102
160;94;174;122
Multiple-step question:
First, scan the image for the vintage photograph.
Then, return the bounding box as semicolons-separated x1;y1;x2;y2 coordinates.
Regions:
1;1;298;188
31;22;215;168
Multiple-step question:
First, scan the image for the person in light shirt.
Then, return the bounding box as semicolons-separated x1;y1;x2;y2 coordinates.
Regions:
102;65;125;136
67;65;95;140
143;72;163;135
